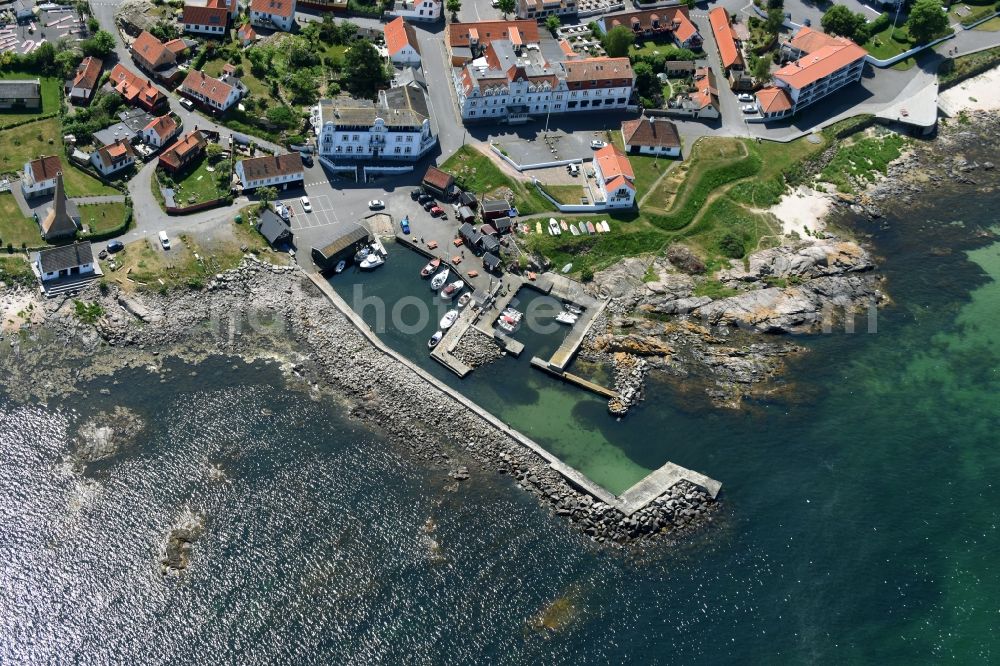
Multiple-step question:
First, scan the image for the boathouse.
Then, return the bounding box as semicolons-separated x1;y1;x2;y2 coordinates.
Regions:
481;199;510;221
311;222;371;271
422;166;455;199
256;209;293;249
482;252;501;273
458;222;482;249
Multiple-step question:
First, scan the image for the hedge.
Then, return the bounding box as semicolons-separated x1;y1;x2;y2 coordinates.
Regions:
80;206;133;242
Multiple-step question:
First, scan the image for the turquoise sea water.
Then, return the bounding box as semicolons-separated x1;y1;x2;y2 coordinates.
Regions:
1;178;999;661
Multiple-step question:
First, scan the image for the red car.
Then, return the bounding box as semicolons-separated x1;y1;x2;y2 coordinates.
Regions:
430;206;445;217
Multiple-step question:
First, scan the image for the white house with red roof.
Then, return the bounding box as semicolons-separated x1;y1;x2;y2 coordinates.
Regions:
181;4;230;36
90;140;139;176
385;17;421;67
249;0;297;32
142;115;180;148
754;27;867;120
592;145;635;208
179;70;243;112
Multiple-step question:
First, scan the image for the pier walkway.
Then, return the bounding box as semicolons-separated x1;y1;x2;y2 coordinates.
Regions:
306;270;723;515
530;357;619;400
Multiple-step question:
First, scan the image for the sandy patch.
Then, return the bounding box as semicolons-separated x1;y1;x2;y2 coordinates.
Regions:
769;186;833;237
1;291;44;333
939;65;1000;115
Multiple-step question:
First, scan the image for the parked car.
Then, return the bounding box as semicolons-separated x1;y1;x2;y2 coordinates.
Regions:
300;152;313;167
737;93;754;103
742;104;758;114
368;199;385;210
423;200;436;211
590;140;606;149
300;195;312;212
418;193;434;204
410;188;423;200
400;217;410;234
179;98;194;110
158;230;171;250
430;206;445;217
107;240;125;253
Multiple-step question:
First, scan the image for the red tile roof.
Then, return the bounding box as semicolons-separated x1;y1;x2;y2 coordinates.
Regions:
29;155;63;182
774;29;867;89
562;57;633;86
180;70;235;107
594;145;634;188
95;139;137;168
756;86;792;113
159;131;207;170
621;117;681;148
422;166;454;191
558;39;576;58
132;31;173;69
164;38;189;56
238;23;257;42
385;17;420;57
143;114;178;141
447;20;539;48
604;7;699;45
250;0;295;18
72;56;103;90
708;7;744;70
182;4;229;26
109;64;165;109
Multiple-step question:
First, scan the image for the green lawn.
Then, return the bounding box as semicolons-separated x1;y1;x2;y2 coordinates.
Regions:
629;40;688;59
544;184;587;205
78;202;128;235
0;254;34;287
973;15;1000;31
0;192;42;248
0;117;116;196
166;156;231;206
439;145;554;215
863;23;917;70
0;71;61;129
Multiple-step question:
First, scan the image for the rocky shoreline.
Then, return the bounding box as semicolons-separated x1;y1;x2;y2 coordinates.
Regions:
0;260;719;548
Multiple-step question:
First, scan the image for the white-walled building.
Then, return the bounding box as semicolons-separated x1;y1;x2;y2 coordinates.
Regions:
385;17;421;67
621;116;681;157
454;40;634;123
68;56;102;105
387;0;441;22
312;84;437;162
33;242;97;283
142;114;180;149
755;27;867;120
249;0;297;32
21;155;63;198
181;4;229;35
592;144;635;208
90;139;138;176
179;70;243;112
236;153;304;190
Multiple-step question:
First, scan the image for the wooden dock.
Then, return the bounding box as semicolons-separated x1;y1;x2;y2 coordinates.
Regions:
429;304;475;378
530;357;619;399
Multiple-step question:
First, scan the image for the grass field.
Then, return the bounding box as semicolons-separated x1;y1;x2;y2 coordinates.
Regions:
973;16;1000;30
818;132;906;193
0;254;34;287
440;145;554;215
544;184;587;205
78;202;128;235
0;193;42;248
0;72;61;129
167;156;231;206
0;117;118;196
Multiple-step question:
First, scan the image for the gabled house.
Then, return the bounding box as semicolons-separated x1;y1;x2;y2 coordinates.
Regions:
256;209;293;248
21;155;63;198
90;139;139;176
621;116;681;157
108;63;167;112
68;56;103;105
181;4;230;36
178;70;243;112
158;130;208;173
708;7;744;77
0;79;40;109
249;0;297;33
33;242;97;283
142;114;180;148
422;166;454;198
237;23;258;47
130;31;185;84
235;153;304;191
385;17;421;67
600;7;702;50
592;145;635;208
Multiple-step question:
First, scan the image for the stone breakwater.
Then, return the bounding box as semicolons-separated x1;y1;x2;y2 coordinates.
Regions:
3;259;718;547
451;328;504;368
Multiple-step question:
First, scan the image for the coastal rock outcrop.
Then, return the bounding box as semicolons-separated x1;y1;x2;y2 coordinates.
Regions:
73;406;146;468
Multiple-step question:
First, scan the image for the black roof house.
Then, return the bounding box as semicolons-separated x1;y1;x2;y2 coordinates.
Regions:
492;216;513;234
458;222;482;248
482;252;501;273
480;235;500;255
36;242;94;275
311;222;371;270
256;209;293;248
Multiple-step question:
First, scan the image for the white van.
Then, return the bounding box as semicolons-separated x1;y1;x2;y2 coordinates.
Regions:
568;163;580;177
158;230;171;250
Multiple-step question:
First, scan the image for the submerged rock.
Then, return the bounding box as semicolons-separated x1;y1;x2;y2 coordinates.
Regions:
73;406;146;467
160;509;206;576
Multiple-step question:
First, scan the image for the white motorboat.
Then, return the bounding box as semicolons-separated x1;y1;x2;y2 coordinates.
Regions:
354;245;371;263
556;311;578;325
496;315;518;334
502;307;523;322
457;292;472;309
548;218;561;236
430;268;450;290
359;253;384;270
334;260;346;274
440;310;459;329
441;280;464;300
428;331;443;348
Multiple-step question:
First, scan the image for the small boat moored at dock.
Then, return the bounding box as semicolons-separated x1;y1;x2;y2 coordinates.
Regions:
430;268;450;290
334;260;346;274
428;331;443;348
457;292;471;309
359;253;384;270
440;310;459;329
556;311;578;325
420;257;441;278
441;280;464;300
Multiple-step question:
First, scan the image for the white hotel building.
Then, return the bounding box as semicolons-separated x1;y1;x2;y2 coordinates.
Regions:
454;40;634;123
311;84;437;162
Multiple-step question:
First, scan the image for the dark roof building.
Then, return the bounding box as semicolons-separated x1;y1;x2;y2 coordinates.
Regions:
34;242;95;280
482;252;501;272
422;166;455;197
312;222;372;270
256;209;293;247
481;235;500;254
621;116;682;156
457;191;478;209
458;222;482;248
492;216;513;233
481;199;510;220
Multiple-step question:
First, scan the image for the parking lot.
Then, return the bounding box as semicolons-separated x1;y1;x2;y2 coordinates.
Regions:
280;193;343;231
2;6;86;56
490;127;611;168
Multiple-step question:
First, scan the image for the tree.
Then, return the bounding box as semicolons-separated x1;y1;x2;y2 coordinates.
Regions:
266;105;298;130
545;15;561;36
447;0;461;19
765;7;785;34
821;5;867;41
633;62;658;101
257;186;278;210
342;40;390;100
907;0;949;44
718;232;746;259
86;16;99;34
497;0;516;19
750;53;772;82
205;142;224;161
82;30;116;58
601;25;634;58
